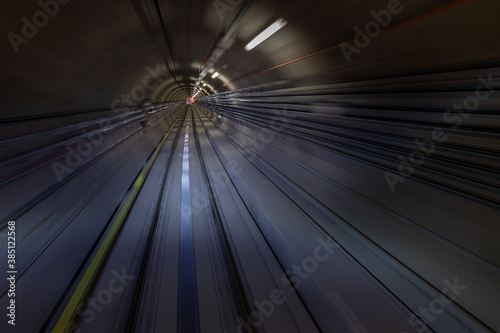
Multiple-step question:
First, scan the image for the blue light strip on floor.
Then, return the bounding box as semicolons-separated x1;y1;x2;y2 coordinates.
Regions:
178;112;200;333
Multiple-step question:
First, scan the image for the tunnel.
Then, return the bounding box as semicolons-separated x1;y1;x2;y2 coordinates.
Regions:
1;0;499;332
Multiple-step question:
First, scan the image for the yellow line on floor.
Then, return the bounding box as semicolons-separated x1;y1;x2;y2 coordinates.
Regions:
53;107;185;332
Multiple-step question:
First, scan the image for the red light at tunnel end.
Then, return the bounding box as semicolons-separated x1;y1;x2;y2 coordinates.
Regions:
190;98;196;103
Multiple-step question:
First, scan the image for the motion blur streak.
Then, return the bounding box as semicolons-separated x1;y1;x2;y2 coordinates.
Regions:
222;0;474;88
0;0;499;332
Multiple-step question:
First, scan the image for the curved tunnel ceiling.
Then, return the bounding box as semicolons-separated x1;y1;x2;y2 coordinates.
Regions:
3;0;499;119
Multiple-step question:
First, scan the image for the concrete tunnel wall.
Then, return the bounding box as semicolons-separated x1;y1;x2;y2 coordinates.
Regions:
0;0;499;332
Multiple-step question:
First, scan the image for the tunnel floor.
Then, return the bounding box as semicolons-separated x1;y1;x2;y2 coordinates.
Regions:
1;102;497;333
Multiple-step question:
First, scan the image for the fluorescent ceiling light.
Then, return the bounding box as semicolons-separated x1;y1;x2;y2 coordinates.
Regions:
203;83;207;86
212;72;220;79
245;18;287;51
